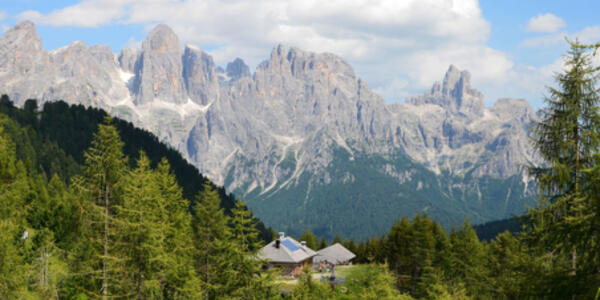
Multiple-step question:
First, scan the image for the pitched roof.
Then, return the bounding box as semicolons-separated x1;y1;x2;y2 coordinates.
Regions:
259;237;317;264
314;243;356;264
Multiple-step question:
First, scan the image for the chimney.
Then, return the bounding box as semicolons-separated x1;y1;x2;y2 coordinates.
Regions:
301;241;306;247
275;239;280;249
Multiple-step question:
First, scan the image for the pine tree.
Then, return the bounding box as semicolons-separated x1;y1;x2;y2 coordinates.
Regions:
0;124;29;297
387;217;413;292
448;220;486;297
410;214;435;297
192;182;232;299
70;116;127;299
332;234;342;245
228;200;277;299
115;151;166;298
528;40;600;296
318;237;328;250
155;158;202;298
298;229;318;250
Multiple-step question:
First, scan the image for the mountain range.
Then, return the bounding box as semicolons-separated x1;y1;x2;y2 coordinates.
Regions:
0;21;539;239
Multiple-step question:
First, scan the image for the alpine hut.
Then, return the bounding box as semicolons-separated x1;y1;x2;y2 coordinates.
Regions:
259;232;317;277
314;243;356;266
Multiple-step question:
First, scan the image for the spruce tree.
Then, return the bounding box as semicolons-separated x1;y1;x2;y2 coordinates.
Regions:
228;200;277;299
298;229;318;250
528;40;600;296
155;158;202;298
115;151;165;298
448;220;486;297
192;182;231;299
318;237;328;250
70;116;127;299
0;124;29;297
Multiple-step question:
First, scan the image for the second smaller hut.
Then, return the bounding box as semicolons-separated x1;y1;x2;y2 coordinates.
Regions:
314;243;356;266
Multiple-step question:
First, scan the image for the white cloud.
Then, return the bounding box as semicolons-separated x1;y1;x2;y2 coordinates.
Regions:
520;33;565;47
570;26;600;44
526;13;566;33
520;26;600;48
18;0;135;27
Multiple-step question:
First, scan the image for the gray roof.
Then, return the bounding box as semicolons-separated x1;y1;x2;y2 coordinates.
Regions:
259;237;317;264
314;243;356;264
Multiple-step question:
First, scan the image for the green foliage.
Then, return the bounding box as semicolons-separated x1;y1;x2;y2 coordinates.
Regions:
318;237;328;250
335;265;406;300
288;266;331;300
0;99;275;299
298;230;319;250
0;97;272;242
527;40;600;298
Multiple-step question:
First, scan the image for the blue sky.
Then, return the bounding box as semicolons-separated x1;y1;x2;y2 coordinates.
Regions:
2;0;600;108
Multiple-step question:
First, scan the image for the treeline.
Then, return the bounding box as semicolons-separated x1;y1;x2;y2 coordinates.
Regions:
0;112;280;298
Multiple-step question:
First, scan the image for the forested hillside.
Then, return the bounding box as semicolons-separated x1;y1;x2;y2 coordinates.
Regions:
0;106;281;298
0;96;273;241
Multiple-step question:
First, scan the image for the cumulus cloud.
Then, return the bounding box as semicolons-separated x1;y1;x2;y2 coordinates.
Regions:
521;25;600;48
15;0;552;106
520;33;564;48
526;13;566;33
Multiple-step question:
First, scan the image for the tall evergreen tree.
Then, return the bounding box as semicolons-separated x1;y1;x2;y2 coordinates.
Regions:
318;237;328;250
0;125;29;297
115;151;165;298
70;116;127;299
192;182;232;299
447;220;486;297
227;200;277;299
155;158;202;298
298;230;318;250
528;40;600;296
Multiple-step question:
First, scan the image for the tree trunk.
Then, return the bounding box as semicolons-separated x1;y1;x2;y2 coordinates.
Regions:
102;183;110;300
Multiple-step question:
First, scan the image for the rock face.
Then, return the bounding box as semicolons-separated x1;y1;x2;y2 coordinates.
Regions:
0;22;540;239
408;65;485;117
226;58;250;81
134;24;187;105
182;45;219;105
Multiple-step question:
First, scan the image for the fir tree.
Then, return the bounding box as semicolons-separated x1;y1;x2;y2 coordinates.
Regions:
318;237;328;250
228;200;277;299
155;158;202;298
115;151;165;298
193;182;231;299
298;229;318;250
70;116;127;299
528;40;600;296
0;124;29;297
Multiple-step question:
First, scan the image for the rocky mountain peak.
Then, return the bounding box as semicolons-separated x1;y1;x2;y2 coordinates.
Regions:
1;21;41;48
271;44;286;59
145;24;180;53
408;65;484;117
182;45;219;105
226;58;250;80
441;65;463;94
0;21;49;80
134;23;186;105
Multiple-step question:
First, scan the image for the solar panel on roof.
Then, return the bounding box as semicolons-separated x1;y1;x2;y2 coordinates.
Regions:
281;239;300;251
